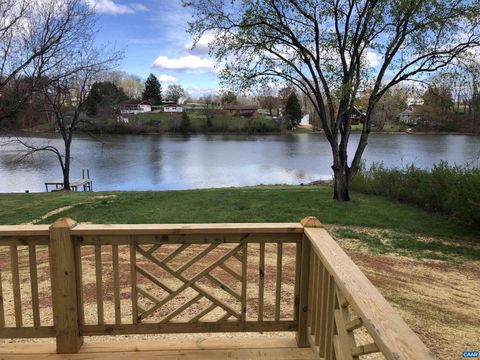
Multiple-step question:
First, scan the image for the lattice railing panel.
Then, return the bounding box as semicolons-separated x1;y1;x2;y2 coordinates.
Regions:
133;242;245;323
74;234;300;331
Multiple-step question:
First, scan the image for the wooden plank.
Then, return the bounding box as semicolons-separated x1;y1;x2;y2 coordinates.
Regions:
315;264;328;357
0;225;50;237
160;294;203;323
306;247;314;330
305;226;436;360
77;233;301;245
189;303;217;323
258;242;265;322
147;244;161;255
94;245;104;325
0;346;315;359
81;320;298;336
204;274;241;301
137;286;164;305
49;218;83;353
323;275;335;360
0;237;49;246
351;343;380;357
130;243;138;324
135;266;174;294
72;223;304;236
219;263;241;281
112;245;121;325
296;236;311;347
293;241;302;321
310;255;319;337
275;242;283;321
162;244;189;263
10;246;22;327
28;245;40;327
0;326;56;338
74;245;84;326
333;286;357;360
241;242;248;322
0;334;309;354
345;317;363;331
176;243;218;273
0;261;4;328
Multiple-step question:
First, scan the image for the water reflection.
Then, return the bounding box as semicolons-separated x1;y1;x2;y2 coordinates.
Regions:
0;133;479;193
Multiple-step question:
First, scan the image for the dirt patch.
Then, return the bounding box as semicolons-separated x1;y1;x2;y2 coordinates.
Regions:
341;244;480;360
25;195;118;224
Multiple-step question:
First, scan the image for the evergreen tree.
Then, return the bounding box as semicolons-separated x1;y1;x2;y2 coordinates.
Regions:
284;92;302;128
84;81;128;117
142;74;162;105
221;91;237;105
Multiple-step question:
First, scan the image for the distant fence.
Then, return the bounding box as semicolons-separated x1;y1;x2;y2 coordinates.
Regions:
0;217;435;359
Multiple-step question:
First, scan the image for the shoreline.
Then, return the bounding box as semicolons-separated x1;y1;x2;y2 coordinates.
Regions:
8;128;480;136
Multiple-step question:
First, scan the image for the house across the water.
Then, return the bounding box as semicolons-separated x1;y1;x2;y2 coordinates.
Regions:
224;105;258;117
350;106;365;125
164;105;183;113
398;107;424;126
120;101;152;114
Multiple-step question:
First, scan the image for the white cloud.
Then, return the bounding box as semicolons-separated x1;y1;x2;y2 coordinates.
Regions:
366;50;382;68
184;32;215;55
186;86;219;98
152;55;215;72
85;0;148;14
158;74;178;83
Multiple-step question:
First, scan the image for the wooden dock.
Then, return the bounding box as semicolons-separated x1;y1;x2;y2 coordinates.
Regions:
44;179;93;192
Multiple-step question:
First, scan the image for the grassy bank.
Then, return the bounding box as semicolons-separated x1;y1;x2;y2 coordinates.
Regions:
352;162;480;227
89;109;281;134
1;185;478;260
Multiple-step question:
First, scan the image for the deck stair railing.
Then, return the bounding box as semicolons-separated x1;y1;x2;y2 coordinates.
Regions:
0;217;436;359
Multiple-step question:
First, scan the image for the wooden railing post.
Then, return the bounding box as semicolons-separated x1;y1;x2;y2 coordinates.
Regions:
296;216;323;347
49;218;83;353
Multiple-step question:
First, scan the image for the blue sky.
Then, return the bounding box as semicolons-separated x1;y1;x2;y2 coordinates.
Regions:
90;0;219;97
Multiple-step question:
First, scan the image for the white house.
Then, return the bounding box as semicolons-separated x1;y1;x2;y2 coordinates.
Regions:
164;105;183;113
120;101;152;114
398;107;423;126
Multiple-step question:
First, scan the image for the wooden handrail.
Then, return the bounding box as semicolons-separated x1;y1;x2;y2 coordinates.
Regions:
304;225;436;360
71;223;304;235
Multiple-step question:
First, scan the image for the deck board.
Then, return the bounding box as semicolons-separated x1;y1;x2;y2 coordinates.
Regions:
0;335;315;359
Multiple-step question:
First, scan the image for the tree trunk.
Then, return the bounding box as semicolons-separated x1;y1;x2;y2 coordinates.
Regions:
332;161;351;201
63;142;71;191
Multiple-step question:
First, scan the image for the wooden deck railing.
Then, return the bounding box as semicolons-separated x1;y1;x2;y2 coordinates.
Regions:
0;217;436;359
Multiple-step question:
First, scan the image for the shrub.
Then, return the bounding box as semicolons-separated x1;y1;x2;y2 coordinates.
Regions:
352;162;480;227
180;112;191;133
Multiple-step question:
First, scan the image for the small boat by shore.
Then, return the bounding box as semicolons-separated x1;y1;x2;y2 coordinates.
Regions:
406;128;413;134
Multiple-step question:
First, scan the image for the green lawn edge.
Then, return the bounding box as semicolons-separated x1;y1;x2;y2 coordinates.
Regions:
0;185;477;242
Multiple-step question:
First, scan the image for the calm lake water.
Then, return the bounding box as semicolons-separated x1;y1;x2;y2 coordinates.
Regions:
1;133;479;193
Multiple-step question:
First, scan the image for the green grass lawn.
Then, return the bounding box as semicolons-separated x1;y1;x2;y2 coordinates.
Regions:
1;186;477;241
2;185;478;263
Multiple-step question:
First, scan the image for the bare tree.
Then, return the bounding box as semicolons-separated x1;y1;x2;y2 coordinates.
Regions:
14;2;122;190
256;85;278;116
185;0;480;200
0;0;96;122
